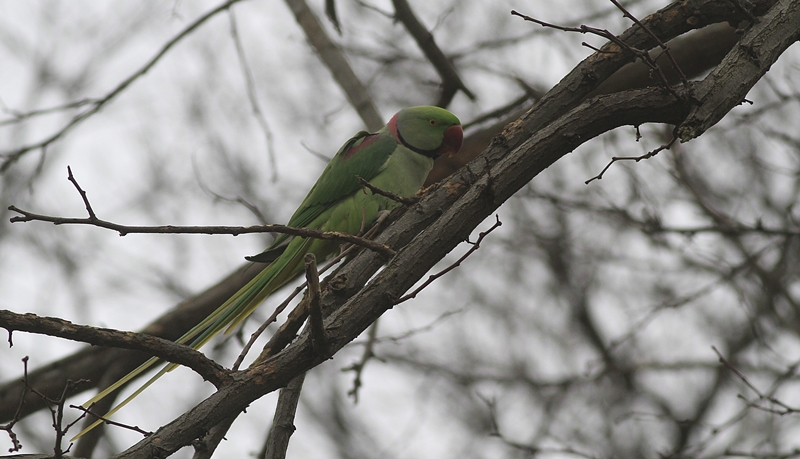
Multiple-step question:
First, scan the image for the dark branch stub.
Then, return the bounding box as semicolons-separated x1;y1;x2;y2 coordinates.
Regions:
304;254;329;357
67;166;97;220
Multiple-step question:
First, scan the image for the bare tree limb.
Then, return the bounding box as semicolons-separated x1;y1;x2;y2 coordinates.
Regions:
391;0;476;107
394;214;502;304
676;0;800;140
9;203;394;257
713;346;800;414
8;167;395;258
0;264;258;423
343;320;379;403
0;97;97;127
262;373;305;459
284;0;384;131
425;0;778;186
0;310;231;388
512;7;684;100
585;132;678;183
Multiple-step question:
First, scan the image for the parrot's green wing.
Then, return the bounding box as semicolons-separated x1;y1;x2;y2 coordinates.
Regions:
246;130;398;261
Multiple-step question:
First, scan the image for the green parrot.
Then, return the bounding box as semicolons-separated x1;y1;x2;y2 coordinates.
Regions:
74;105;462;438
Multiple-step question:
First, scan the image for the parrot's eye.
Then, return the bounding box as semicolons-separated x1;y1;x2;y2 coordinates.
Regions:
428;119;437;126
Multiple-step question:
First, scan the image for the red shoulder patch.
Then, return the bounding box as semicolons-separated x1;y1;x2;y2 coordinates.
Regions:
386;113;400;141
344;134;380;160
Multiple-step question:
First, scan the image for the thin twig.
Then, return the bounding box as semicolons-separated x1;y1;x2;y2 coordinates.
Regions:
511;9;683;100
0;97;98;127
12;358;93;457
66;166;96;219
230;209;374;364
585;133;677;184
228;9;279;182
0;358;28;453
8;167;395;257
642;223;800;236
392;0;475;106
232;282;308;371
234;235;365;369
394;215;502;304
53;382;74;457
69;405;153;438
357;176;419;206
713;346;800;415
343;320;380;403
21;361;80;458
351;309;461;346
9;205;394;256
244;211;387;368
0;0;245;172
608;0;688;86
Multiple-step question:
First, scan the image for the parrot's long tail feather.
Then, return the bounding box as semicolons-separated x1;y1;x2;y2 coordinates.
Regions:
71;361;170;440
71;237;314;441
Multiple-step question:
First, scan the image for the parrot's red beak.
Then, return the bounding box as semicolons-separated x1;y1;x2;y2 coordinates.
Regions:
442;125;463;158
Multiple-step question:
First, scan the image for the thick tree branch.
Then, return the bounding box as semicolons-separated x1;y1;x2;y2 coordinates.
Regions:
676;0;800;140
0;264;257;422
0;310;231;388
262;373;305;459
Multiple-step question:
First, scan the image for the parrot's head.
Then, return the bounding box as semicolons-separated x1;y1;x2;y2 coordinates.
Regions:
390;106;463;159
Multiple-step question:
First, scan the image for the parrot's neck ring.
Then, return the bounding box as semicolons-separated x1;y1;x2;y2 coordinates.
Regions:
396;129;440;159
